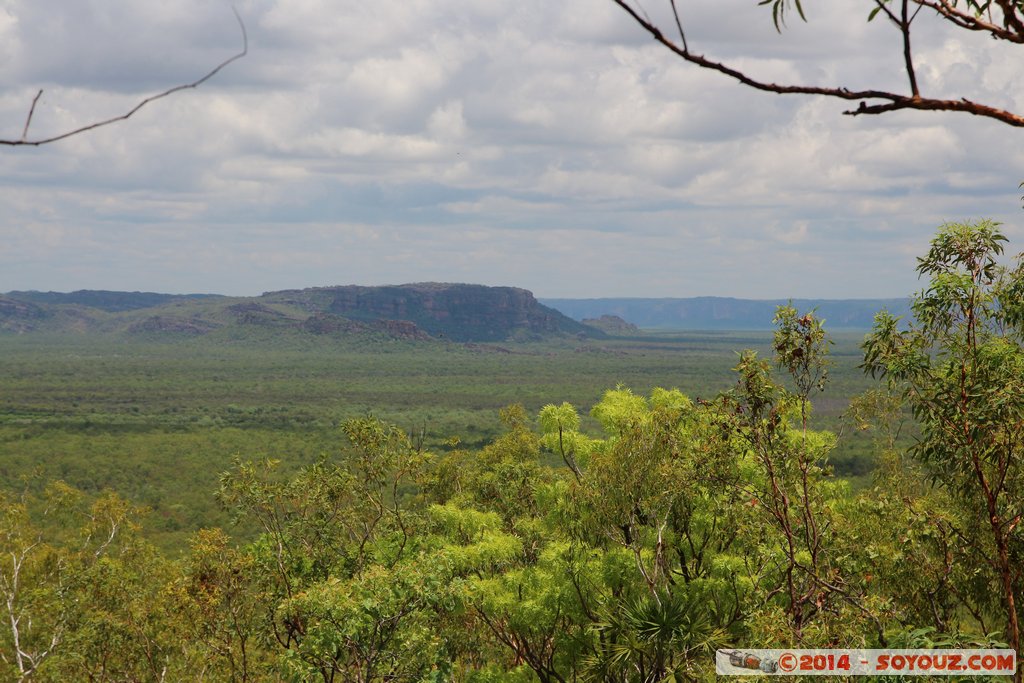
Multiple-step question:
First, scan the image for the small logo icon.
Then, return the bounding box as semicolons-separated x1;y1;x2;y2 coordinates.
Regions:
726;650;779;673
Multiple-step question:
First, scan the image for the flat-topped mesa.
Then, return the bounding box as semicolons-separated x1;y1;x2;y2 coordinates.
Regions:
264;283;599;342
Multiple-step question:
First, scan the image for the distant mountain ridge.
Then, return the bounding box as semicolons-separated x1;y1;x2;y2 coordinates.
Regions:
7;290;223;312
0;284;596;343
540;296;912;330
0;288;914;341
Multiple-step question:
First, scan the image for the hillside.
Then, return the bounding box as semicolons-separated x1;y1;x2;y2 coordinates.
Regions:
1;284;598;343
580;314;640;335
6;289;222;312
540;296;912;330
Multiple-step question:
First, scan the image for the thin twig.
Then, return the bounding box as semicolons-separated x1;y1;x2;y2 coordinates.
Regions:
19;90;42;143
872;0;900;25
2;7;247;147
669;0;689;53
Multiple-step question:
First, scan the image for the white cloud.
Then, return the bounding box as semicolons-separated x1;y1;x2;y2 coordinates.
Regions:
427;100;467;141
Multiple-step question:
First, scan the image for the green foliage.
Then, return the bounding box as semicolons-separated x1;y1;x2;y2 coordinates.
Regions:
773;304;832;400
588;592;725;682
430;504;523;572
538;402;596;478
279;560;451;682
178;527;275;681
758;0;806;31
0;485;192;682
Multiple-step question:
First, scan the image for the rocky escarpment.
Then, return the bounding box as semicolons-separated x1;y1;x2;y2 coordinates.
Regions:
266;283;599;342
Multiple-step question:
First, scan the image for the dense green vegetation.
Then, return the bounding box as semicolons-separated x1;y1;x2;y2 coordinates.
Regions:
2;223;1020;681
0;328;880;552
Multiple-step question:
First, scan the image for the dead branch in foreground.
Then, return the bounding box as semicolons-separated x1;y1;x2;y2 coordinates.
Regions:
1;8;247;147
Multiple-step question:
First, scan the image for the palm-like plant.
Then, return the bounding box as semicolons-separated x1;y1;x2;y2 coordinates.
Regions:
585;591;726;682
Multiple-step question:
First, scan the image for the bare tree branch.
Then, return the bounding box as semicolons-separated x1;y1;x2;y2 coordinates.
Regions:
1;8;248;147
609;0;1024;127
900;0;921;98
19;90;43;143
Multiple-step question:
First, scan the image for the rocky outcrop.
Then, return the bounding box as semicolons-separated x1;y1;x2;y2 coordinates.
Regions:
369;319;432;341
127;316;219;336
0;296;47;333
582;314;640;335
0;296;45;318
226;303;295;327
299;312;355;335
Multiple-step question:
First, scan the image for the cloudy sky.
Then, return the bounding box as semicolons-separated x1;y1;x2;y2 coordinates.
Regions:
1;0;1023;299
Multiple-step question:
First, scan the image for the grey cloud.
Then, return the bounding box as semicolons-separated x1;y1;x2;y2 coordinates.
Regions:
2;0;241;90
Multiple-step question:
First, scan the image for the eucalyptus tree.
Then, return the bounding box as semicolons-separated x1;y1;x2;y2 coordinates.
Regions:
864;220;1024;659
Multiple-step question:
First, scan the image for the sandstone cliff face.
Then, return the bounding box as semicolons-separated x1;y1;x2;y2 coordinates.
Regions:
298;312;431;341
278;283;596;342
